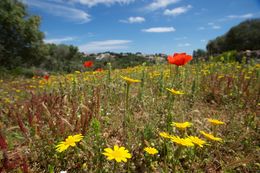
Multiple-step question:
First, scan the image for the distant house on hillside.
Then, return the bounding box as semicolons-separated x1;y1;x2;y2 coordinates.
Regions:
96;53;115;61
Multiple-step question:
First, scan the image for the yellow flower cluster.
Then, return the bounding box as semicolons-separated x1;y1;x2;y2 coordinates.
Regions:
160;132;207;147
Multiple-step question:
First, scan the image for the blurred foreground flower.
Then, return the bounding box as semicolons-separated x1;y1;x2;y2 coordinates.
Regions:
102;145;132;162
144;147;158;155
56;134;83;152
171;121;192;130
200;131;222;142
167;53;192;66
207;118;225;125
166;88;185;95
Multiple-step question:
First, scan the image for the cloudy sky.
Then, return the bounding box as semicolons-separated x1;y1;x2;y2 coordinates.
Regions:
23;0;260;54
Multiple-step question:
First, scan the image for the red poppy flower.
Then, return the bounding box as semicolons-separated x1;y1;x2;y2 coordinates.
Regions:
95;68;103;72
167;53;192;66
43;75;49;80
83;61;93;68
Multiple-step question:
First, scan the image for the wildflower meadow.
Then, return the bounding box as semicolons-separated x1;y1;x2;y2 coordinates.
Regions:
0;53;259;172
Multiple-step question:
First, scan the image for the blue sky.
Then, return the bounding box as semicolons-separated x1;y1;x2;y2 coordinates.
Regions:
23;0;260;54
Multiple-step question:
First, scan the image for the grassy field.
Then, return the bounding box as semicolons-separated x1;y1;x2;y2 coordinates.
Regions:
0;59;259;172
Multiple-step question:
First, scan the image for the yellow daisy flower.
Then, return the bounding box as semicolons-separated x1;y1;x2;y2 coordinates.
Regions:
207;118;225;125
171;136;194;147
144;147;158;155
166;88;185;95
102;145;132;163
188;136;207;147
200;131;222;142
159;132;172;139
56;134;83;152
171;122;192;130
120;76;141;84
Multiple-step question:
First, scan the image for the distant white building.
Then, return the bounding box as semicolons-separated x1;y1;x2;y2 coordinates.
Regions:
96;53;115;61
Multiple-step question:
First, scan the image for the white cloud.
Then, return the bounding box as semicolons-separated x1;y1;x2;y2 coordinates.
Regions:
174;36;187;40
212;25;221;29
120;17;145;23
164;5;192;16
198;26;205;30
200;39;206;42
177;43;191;47
69;0;135;7
142;27;176;33
79;40;132;52
227;13;253;19
25;0;91;23
44;37;76;44
207;22;214;26
145;0;180;11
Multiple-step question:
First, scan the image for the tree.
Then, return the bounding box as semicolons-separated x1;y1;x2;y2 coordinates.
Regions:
0;0;44;69
206;36;226;54
41;44;84;72
193;49;207;57
206;19;260;54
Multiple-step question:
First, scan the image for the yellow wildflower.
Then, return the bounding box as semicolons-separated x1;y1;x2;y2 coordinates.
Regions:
144;147;158;155
218;75;224;79
200;131;222;142
188;136;207;147
207;118;225;125
102;145;132;162
120;76;141;84
159;132;172;139
166;88;185;95
4;98;11;104
171;136;194;147
171;122;192;130
56;134;83;152
75;71;81;74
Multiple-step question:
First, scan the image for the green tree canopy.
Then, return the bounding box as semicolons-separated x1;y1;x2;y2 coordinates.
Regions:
0;0;44;69
206;19;260;54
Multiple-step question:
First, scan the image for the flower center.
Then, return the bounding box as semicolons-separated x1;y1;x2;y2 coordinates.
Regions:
111;150;123;158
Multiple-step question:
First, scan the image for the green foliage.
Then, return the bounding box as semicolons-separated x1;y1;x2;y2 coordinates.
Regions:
213;50;238;63
192;49;207;62
206;19;260;54
41;44;84;72
0;0;44;68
